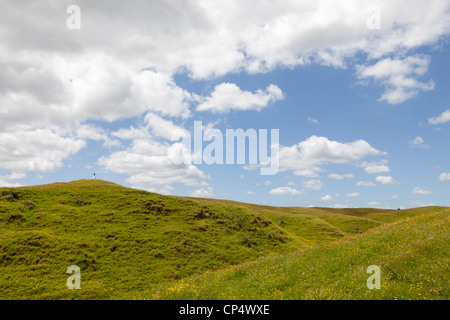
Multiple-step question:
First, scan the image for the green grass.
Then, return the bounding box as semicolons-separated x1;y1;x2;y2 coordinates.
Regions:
151;209;450;300
0;180;447;299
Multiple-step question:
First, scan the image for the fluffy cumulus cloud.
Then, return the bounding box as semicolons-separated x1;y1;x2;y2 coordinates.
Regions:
429;109;450;125
409;136;429;148
356;55;435;104
269;187;303;196
144;113;189;141
142;185;175;196
361;160;390;174
76;125;120;148
321;195;334;201
0;129;85;174
280;136;385;177
302;180;325;190
99;138;208;188
196;83;284;113
438;173;450;182
2;0;450;189
327;173;354;180
375;175;399;185
0;178;22;188
189;187;215;198
357;181;375;187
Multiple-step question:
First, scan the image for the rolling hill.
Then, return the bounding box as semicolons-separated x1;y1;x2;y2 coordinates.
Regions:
0;180;447;299
151;209;449;300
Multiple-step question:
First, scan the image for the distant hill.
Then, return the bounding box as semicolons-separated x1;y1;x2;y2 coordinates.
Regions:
0;180;447;299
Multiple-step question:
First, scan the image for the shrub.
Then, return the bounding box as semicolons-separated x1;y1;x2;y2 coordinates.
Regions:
22;200;36;210
76;198;91;206
7;213;26;223
2;190;19;201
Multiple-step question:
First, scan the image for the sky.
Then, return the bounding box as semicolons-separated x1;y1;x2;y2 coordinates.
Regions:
1;0;450;209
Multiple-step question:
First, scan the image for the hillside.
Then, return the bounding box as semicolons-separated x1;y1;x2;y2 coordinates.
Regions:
0;180;447;299
151;209;450;300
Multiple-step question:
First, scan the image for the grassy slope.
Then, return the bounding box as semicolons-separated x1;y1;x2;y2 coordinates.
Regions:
0;180;447;299
152;209;450;300
0;180;304;299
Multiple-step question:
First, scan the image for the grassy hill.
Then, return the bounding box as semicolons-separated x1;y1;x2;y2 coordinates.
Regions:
151;209;450;300
0;180;447;299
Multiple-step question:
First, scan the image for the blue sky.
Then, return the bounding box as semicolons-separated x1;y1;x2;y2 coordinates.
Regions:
1;0;450;208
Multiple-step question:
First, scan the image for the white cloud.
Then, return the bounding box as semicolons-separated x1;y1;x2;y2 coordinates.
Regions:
321;195;334;201
429;109;450;125
99;138;208;188
357;181;375;187
280;136;385;177
0;57;193;132
346;192;360;197
356;55;435;104
76;124;120;148
245;190;256;195
307;117;319;125
0;178;22;187
409;136;429;149
112;126;151;140
196;83;284;113
411;187;431;195
438;173;450;182
269;187;303;196
0;1;448;131
376;175;399;185
0;128;85;174
1;173;26;180
140;185;175;196
410;136;424;145
145;113;189;141
334;204;348;209
303;179;325;190
361;160;390;174
368;201;380;206
290;169;321;178
327;173;354;180
189;187;215;198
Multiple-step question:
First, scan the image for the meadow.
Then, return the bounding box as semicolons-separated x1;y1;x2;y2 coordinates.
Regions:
0;180;447;299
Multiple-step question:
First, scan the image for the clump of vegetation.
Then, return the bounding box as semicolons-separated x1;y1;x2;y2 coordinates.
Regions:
193;206;213;219
6;213;26;223
20;235;43;247
143;201;166;214
21;200;36;210
76;197;91;207
2;190;19;202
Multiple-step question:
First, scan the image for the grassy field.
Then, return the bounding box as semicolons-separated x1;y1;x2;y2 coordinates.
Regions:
0;180;448;299
151;209;449;300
